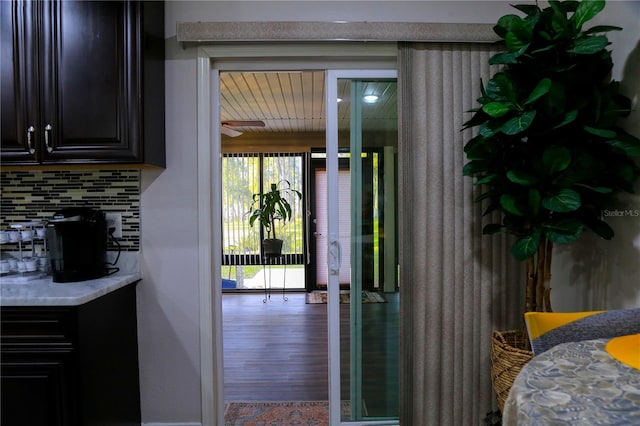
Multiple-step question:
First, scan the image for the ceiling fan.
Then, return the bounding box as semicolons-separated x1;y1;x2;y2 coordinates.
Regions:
221;120;265;137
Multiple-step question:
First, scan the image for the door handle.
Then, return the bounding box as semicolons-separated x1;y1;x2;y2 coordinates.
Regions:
26;126;35;154
328;236;342;275
44;124;53;153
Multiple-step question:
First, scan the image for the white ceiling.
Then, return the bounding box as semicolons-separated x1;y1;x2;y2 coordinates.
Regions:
219;71;397;134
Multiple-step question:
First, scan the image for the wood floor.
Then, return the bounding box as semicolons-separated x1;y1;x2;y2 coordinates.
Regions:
222;291;399;418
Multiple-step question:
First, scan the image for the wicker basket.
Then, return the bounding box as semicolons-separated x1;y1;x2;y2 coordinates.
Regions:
491;329;534;412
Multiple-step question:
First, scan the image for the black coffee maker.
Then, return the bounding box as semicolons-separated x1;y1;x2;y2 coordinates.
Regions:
47;207;108;283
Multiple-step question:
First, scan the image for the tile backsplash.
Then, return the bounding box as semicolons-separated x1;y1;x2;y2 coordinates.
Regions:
0;170;140;251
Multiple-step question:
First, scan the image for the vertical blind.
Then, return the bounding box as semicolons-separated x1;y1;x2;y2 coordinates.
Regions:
397;42;524;425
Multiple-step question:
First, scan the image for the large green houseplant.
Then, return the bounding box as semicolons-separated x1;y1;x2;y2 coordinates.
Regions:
462;0;640;409
463;0;640;313
248;180;302;257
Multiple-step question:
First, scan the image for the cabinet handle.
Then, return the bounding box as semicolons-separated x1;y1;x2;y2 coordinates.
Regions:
44;124;53;153
27;126;36;154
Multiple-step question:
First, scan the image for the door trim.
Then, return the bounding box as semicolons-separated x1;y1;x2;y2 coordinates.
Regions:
196;56;222;426
197;43;398;426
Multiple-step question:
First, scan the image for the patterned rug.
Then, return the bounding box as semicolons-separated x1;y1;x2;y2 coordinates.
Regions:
305;290;386;304
224;400;357;425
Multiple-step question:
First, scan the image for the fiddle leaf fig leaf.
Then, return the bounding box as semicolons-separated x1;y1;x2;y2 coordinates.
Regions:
548;0;565;15
505;32;530;52
500;194;525;216
479;121;501;137
554;109;578;128
542;189;582;212
462;110;489;129
524;78;552;105
463;160;490;176
587;219;614;240
543;218;584;243
483;224;503;235
482;102;512;118
531;44;557;55
486;73;516;101
546;226;584;243
505;17;533;51
475;191;493;203
543;146;572;174
584;126;617;138
571;0;605;32
528;189;541;216
550;5;570;37
568;35;609;54
512;231;541;260
607;137;640;156
483;203;500;216
512;4;540;15
494;14;523;37
507;170;538;186
511;15;533;39
583;25;622;35
557;1;580;13
501;110;536;135
474;174;499;186
489;45;529;65
575;183;613;194
616;164;636;189
543;81;567;119
463;135;496;159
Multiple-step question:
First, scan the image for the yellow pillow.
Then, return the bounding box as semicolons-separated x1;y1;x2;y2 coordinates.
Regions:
524;308;640;355
525;311;605;340
606;334;640;370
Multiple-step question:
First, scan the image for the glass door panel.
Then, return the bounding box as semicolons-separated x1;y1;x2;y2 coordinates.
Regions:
314;168;352;287
326;71;398;424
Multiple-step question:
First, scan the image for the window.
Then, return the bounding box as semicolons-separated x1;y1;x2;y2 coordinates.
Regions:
221;152;305;267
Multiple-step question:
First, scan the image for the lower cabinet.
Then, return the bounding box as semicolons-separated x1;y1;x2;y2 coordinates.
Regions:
1;283;141;426
2;352;75;426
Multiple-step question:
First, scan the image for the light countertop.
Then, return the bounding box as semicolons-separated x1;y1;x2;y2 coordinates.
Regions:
0;252;141;307
0;271;141;306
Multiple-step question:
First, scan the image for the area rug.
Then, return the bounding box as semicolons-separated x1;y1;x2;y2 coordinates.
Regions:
305;290;385;304
224;400;362;425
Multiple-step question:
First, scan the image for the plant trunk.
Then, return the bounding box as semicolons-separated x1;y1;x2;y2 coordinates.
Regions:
525;257;536;312
524;237;554;313
535;242;545;311
269;213;276;240
543;239;553;312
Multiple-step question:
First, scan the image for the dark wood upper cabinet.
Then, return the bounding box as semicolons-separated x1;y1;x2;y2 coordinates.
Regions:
1;1;165;167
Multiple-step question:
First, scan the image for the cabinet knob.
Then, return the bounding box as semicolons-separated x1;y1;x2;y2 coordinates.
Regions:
44;124;53;153
27;126;36;154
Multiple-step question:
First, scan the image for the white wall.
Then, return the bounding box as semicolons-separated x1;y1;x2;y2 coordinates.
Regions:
552;1;640;312
138;1;640;423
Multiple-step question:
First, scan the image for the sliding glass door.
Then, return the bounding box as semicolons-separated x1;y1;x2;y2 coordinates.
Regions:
326;70;399;424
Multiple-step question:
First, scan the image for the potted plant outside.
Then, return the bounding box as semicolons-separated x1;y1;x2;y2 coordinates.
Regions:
248;180;302;257
462;0;640;410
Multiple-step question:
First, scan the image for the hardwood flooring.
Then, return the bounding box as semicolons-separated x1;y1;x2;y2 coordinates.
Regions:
222;291;399;418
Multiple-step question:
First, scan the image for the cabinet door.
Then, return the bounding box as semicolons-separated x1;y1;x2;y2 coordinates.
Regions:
1;352;76;426
0;0;39;164
39;0;142;163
